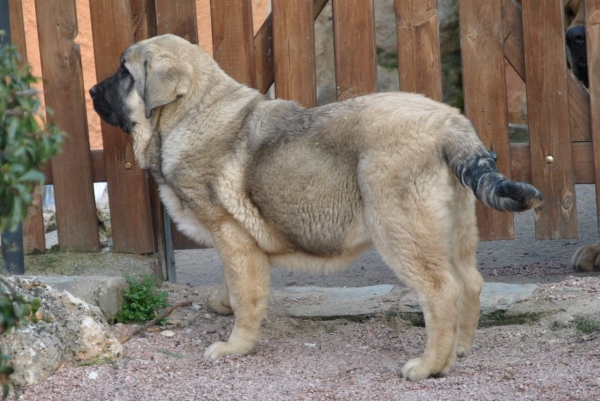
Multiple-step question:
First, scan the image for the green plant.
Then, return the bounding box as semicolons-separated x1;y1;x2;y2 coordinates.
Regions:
117;275;169;324
0;279;26;399
0;42;64;233
574;316;599;335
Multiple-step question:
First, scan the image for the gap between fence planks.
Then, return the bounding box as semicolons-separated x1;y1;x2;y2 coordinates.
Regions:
34;0;100;252
522;0;577;240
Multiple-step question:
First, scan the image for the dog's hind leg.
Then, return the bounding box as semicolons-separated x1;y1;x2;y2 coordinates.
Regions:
208;278;234;315
360;175;460;380
204;219;270;359
448;189;483;358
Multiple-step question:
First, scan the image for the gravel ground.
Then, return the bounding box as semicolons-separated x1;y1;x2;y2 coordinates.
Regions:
15;277;600;401
14;185;600;399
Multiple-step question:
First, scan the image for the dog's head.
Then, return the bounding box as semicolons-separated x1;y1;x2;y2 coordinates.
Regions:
89;34;195;135
564;0;588;87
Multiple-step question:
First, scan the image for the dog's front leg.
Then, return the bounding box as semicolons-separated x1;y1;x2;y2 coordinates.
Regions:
204;219;270;359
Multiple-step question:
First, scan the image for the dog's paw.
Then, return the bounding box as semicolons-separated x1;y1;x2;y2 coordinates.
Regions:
401;358;452;381
401;358;431;381
203;341;255;360
207;297;234;316
572;245;600;272
456;345;469;358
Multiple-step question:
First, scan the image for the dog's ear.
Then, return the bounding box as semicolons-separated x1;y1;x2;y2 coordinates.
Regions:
144;55;192;118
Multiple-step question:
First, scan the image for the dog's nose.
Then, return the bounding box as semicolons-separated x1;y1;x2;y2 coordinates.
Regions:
566;26;586;46
89;85;98;98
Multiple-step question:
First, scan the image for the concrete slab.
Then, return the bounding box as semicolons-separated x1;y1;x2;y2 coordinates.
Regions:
271;282;538;321
271;284;395;319
25;275;127;322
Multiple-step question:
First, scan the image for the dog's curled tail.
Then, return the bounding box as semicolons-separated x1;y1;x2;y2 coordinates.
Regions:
443;116;544;212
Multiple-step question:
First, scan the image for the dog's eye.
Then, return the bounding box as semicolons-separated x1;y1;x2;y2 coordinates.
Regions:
119;64;131;77
566;8;575;19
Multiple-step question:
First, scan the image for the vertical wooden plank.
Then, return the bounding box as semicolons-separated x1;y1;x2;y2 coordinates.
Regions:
586;0;600;235
459;1;514;240
154;0;203;253
34;0;100;252
522;0;577;239
90;0;155;253
9;0;45;253
130;0;157;42
331;0;377;100
272;0;317;107
155;0;198;44
210;0;256;87
502;0;591;143
8;0;26;55
395;0;442;101
255;0;329;95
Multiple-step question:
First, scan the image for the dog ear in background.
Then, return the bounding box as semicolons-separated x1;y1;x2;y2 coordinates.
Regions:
564;0;588;87
144;55;193;118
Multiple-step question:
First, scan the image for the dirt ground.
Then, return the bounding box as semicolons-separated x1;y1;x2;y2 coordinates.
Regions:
13;185;600;400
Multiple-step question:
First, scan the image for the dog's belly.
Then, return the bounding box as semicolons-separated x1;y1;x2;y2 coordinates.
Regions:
247;142;364;257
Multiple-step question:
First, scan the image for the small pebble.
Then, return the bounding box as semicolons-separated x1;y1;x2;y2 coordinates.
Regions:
88;371;98;380
192;304;202;310
161;330;176;337
304;343;316;348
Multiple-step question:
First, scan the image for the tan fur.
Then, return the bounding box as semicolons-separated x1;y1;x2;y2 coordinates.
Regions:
90;34;541;380
564;0;584;29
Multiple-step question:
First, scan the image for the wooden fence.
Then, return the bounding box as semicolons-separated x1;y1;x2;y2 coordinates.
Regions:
6;1;600;267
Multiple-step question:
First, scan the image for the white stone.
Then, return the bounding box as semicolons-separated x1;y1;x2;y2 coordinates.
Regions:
0;277;123;388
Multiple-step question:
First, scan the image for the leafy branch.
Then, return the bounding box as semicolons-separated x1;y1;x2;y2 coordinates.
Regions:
0;43;65;232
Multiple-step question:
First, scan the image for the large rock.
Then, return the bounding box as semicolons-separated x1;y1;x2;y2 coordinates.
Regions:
0;277;122;387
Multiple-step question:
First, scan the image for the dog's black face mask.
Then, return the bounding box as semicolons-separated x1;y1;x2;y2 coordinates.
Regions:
564;0;588;87
89;63;136;134
565;25;588;87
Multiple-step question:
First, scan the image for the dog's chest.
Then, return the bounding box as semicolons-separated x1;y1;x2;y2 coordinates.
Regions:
158;184;214;247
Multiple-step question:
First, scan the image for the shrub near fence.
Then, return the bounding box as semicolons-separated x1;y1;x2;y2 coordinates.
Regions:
6;0;600;263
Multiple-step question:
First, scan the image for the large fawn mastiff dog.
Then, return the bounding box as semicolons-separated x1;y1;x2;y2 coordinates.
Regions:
90;34;543;380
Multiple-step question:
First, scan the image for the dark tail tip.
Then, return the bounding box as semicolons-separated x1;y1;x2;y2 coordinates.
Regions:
495;181;544;212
